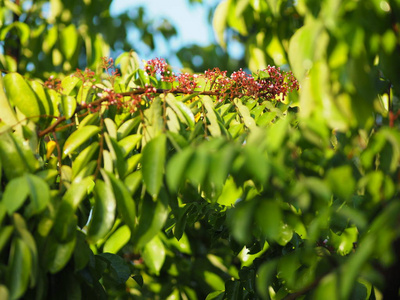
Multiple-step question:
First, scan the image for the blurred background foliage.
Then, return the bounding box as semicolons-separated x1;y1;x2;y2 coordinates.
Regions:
1;0;400;299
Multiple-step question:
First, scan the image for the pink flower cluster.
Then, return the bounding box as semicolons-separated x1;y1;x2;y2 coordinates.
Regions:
143;58;299;102
201;65;299;102
50;57;299;115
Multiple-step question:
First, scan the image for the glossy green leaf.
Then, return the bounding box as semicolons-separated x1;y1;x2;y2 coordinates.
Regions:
30;80;53;118
124;170;142;195
0;75;18;126
234;98;256;130
61;95;77;119
117;117;140;140
166;93;195;129
45;235;76;274
7;238;31;299
185;146;209;187
103;225;131;254
62;125;100;158
24;174;51;217
142;235;166;275
4;73;41;122
73;231;92;271
87;180;117;243
12;213;39;288
202;96;222;136
79;112;100;127
2;176;29;214
118;134;141;157
102;170;136;234
104;133;128;178
53;177;93;241
134;192;168;250
166;147;194;192
104;118;118;139
71;142;99;178
61;76;80;95
142;133;166;198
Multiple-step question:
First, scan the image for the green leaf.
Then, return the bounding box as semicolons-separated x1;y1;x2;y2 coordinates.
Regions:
142;235;166;276
2;176;29;215
61;76;80;96
71;142;99;179
134;192;168;250
73;231;92;271
206;291;225;300
24;174;51;217
117;117;140;140
0;225;14;255
185;146;209;187
227;200;256;244
118;134;141;157
124;170;143;195
202;96;222;136
87;180;117;243
325;165;355;200
0;22;30;45
0;75;18;126
256;200;282;241
243;145;270;184
60;24;78;60
213;0;230;48
217;177;242;206
98;253;131;285
61;95;77;119
29;80;53;120
79;112;100;127
166;147;194;192
104;133;128;178
104;118;118;139
7;238;31;299
142;134;166;198
166;93;195;129
288;20;327;80
256;260;277;300
102;170;136;234
103;225;131;254
313;273;338;300
45;235;76;274
8;137;35;172
12;213;39;288
53;177;94;241
4;73;41;122
62;125;100;158
234;98;256;130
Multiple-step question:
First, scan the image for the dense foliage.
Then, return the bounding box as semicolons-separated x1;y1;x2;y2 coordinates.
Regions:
1;0;400;299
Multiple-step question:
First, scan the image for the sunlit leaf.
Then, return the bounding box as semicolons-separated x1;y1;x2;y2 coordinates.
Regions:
142;133;166;198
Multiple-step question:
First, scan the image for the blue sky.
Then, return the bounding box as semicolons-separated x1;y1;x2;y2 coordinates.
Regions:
110;0;219;65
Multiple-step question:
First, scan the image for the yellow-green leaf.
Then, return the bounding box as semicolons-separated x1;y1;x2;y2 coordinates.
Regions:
63;125;100;158
4;73;41;122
